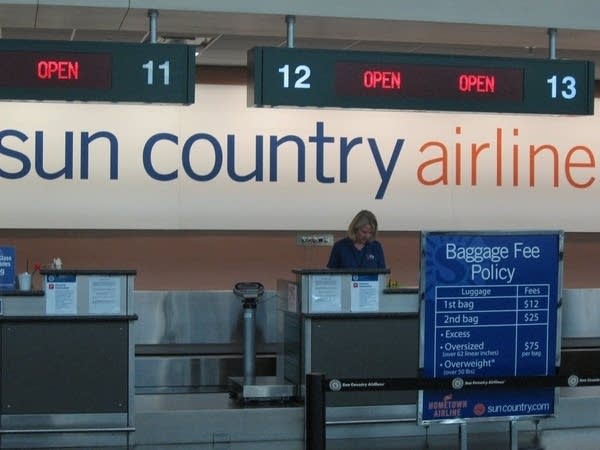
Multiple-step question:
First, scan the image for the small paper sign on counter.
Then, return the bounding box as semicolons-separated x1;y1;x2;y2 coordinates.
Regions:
350;274;379;312
45;274;77;314
89;276;121;314
310;275;342;312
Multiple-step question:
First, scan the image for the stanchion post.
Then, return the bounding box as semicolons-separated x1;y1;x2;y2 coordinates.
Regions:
509;420;518;450
305;373;326;450
459;422;468;450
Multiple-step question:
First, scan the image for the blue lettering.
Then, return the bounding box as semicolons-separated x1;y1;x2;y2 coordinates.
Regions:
0;129;30;179
34;131;73;180
368;138;404;199
227;134;263;182
269;135;305;182
2;122;406;200
182;133;222;181
340;137;363;182
143;133;178;181
80;131;119;180
309;121;335;183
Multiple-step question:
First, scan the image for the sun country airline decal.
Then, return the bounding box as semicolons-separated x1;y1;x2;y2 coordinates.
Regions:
1;84;600;230
419;231;562;422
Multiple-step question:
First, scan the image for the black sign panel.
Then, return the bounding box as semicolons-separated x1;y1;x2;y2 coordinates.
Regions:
248;47;594;115
0;39;195;104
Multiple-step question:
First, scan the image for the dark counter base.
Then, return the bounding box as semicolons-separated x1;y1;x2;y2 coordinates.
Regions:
40;268;136;276
0;289;44;296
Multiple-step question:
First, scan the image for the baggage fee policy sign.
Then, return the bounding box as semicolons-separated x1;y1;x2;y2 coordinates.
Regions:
419;232;561;422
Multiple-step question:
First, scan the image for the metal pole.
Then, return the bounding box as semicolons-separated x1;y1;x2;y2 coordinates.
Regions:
286;15;296;48
305;373;326;450
243;301;257;384
148;9;159;44
459;422;468;450
548;27;557;60
509;420;518;450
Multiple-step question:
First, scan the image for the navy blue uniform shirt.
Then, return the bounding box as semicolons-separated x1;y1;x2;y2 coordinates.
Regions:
327;237;386;269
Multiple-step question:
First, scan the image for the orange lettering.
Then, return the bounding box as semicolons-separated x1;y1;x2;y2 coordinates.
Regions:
565;146;595;188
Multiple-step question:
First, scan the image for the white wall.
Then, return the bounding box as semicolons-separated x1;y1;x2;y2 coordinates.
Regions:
1;83;599;231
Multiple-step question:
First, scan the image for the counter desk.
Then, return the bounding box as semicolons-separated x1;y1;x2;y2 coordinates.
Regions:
0;269;137;449
280;269;419;409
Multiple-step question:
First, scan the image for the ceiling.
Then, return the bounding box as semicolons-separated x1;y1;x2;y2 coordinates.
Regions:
2;4;600;77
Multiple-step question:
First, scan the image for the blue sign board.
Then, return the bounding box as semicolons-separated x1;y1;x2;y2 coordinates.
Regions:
0;246;16;290
419;232;561;422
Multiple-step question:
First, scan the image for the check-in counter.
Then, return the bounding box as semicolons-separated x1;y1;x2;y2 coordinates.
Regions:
281;269;419;409
560;289;600;383
0;269;136;449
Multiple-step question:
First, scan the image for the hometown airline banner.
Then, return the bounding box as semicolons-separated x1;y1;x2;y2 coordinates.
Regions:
0;84;599;230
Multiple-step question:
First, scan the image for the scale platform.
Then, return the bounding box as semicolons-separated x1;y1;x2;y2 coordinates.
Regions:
229;376;297;402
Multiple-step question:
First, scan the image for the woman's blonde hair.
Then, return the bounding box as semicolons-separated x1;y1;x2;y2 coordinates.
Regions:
347;210;378;241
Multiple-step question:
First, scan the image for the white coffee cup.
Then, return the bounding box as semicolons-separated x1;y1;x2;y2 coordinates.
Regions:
18;272;32;291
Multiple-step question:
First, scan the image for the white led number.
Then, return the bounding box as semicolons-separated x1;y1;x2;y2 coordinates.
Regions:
278;64;311;89
294;65;311;88
547;75;577;100
159;61;170;85
142;60;171;86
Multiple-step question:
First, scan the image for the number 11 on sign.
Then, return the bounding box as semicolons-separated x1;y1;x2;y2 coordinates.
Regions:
142;60;171;85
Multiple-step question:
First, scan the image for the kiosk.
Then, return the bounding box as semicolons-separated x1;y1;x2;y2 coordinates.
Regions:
282;268;419;429
0;269;137;449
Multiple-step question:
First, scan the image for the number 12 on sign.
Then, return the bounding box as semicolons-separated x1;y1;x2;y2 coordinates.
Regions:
278;64;311;89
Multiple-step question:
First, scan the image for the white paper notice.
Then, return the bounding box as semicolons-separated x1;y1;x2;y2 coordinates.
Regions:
350;278;379;312
45;275;77;314
310;275;342;312
89;277;121;314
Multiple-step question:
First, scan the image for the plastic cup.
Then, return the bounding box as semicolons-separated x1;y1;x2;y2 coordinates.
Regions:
18;272;32;291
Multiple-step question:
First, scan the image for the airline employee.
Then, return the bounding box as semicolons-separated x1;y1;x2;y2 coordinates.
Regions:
327;210;386;269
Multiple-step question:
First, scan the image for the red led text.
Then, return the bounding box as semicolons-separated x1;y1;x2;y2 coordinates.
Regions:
363;70;401;89
458;74;496;93
37;60;80;81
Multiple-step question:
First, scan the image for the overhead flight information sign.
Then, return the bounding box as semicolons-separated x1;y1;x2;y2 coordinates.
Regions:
418;231;562;423
0;39;195;104
248;47;594;114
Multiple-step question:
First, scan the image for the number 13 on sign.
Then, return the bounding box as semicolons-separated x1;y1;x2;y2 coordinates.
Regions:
547;75;576;99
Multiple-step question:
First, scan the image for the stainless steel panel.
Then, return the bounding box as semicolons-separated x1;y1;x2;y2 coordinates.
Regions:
379;292;419;313
0;413;131;448
133;290;282;392
562;289;600;338
326;404;416;423
134;394;304;445
134;290;280;345
0;296;45;315
0;431;128;449
128;310;136;430
1;413;128;429
136;355;275;391
230;376;297;400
